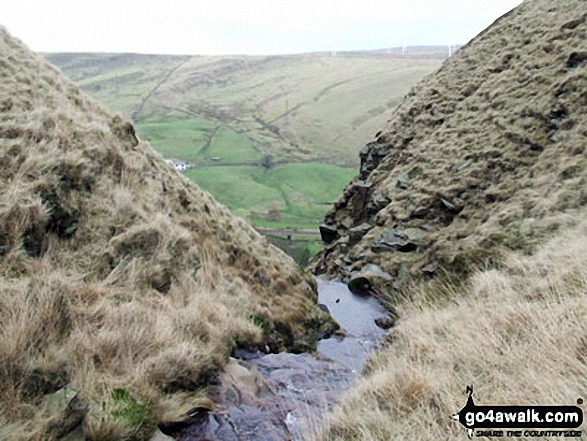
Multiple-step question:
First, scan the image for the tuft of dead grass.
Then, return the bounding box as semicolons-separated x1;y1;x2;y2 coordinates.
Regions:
314;213;587;440
0;27;329;440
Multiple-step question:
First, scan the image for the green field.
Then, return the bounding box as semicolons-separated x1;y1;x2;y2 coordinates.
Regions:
185;162;356;230
136;116;262;164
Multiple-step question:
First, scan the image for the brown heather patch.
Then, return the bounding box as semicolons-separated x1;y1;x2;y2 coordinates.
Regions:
0;28;328;440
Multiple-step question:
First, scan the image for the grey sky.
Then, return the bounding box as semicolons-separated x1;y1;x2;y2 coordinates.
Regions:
2;0;522;55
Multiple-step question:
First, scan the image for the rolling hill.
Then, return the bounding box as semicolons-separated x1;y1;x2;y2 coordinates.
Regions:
45;49;444;166
45;50;443;235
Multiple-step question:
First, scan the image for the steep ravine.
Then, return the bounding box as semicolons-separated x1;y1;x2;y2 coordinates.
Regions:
165;279;392;441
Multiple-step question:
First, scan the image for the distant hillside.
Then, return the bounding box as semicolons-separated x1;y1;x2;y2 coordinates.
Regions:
310;0;587;297
45;50;442;166
0;27;329;440
43;50;441;234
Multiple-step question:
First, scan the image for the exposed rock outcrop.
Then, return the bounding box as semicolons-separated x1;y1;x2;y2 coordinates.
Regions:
309;0;587;300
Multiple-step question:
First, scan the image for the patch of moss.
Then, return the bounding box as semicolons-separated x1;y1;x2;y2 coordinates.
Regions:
250;315;268;334
109;388;149;429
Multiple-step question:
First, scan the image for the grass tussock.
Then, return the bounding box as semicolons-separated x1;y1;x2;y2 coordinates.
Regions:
314;213;587;440
0;28;329;440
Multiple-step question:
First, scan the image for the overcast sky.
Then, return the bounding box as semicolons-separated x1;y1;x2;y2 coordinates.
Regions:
2;0;523;55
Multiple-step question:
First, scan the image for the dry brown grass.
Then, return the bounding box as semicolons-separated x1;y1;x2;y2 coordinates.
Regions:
0;28;329;440
314;212;587;440
308;1;587;438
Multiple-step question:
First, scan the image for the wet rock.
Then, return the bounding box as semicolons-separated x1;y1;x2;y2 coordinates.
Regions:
349;223;372;245
317;303;330;314
232;348;263;360
348;264;393;295
374;316;395;330
372;227;428;253
170;355;354;441
319;223;339;244
170;278;391;440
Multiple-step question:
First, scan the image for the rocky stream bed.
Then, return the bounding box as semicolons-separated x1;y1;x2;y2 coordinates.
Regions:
166;278;390;441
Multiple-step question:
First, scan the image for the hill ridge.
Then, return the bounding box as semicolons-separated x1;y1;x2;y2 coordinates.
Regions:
309;0;587;298
0;27;328;440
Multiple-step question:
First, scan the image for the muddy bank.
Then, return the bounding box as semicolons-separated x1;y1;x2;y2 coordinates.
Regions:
167;279;389;440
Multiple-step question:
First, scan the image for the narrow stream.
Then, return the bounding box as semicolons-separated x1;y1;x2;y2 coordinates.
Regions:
316;278;386;372
167;278;389;441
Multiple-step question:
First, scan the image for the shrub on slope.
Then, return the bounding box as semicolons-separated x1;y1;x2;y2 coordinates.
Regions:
0;28;327;440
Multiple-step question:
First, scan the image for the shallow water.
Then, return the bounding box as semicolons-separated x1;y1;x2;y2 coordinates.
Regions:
168;278;389;440
316;278;387;372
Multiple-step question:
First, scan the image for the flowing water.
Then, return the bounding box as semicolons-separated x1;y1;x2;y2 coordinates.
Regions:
316;278;386;372
167;278;389;440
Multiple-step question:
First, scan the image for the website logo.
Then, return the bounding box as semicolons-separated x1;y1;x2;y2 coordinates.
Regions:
451;386;583;438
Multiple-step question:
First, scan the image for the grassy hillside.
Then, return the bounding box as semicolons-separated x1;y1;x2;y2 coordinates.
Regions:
45;51;441;238
310;0;587;292
46;50;443;166
310;0;587;439
314;211;587;440
0;28;331;440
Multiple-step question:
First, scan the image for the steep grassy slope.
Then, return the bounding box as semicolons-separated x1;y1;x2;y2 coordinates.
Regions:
0;28;329;440
315;211;587;440
310;0;587;299
310;0;587;439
